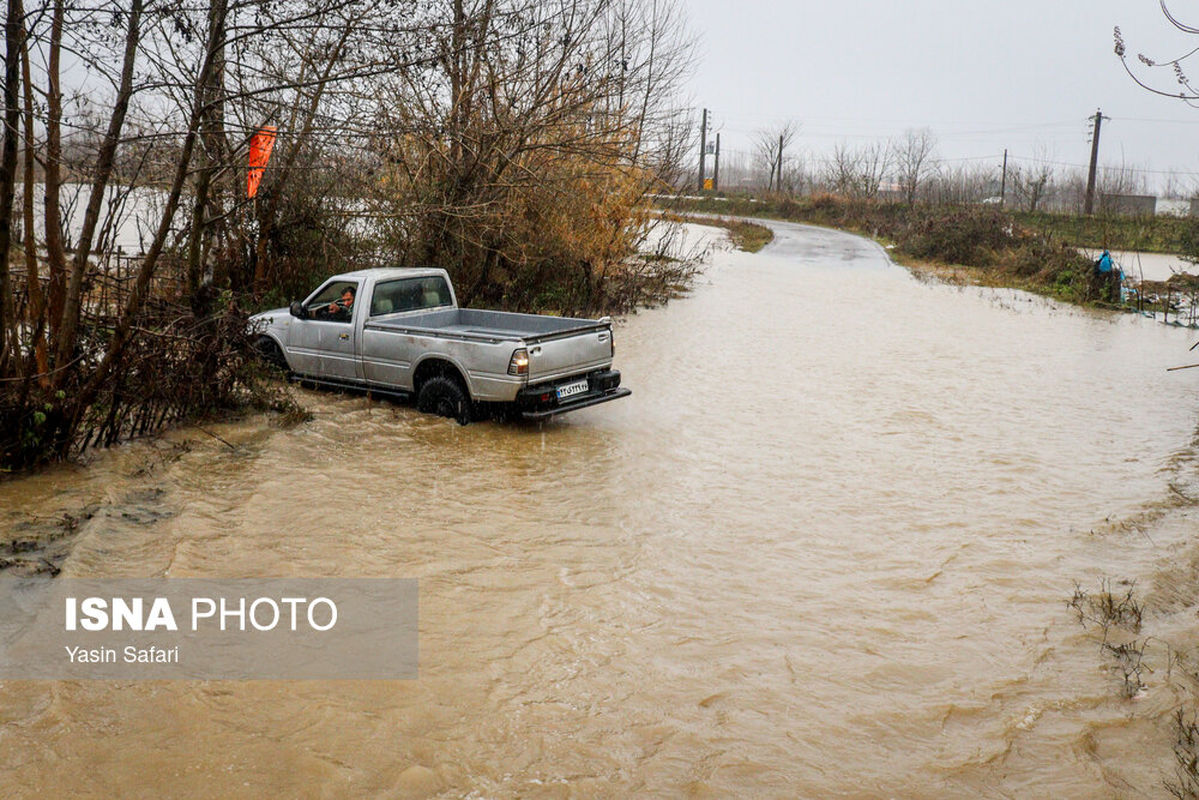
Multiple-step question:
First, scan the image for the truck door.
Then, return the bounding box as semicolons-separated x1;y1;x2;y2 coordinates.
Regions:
359;276;453;388
287;279;362;382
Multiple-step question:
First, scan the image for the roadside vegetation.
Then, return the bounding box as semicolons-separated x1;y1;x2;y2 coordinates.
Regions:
0;0;697;471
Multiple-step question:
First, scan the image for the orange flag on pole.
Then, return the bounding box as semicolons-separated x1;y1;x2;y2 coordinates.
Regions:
247;125;277;199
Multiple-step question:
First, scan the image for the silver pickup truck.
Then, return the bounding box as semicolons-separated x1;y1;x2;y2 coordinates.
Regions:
248;268;630;423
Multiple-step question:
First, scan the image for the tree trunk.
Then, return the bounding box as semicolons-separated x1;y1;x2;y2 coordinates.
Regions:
186;0;227;296
70;1;229;429
54;0;144;370
43;0;66;342
0;0;23;377
20;4;48;382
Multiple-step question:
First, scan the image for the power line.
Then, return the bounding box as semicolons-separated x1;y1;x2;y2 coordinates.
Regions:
696;144;1199;181
1008;154;1199;177
1108;116;1199;124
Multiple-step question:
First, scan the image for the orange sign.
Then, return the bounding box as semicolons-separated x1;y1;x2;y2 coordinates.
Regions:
247;125;277;198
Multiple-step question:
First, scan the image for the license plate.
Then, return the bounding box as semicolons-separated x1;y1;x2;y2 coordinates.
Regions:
556;379;589;400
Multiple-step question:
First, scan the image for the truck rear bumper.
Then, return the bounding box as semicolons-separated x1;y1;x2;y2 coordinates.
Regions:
516;369;630;419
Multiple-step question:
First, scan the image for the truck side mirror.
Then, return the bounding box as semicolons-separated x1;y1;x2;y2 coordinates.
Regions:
289;301;305;318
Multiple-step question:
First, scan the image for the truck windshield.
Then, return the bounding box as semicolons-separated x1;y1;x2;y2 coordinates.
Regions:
370;276;452;316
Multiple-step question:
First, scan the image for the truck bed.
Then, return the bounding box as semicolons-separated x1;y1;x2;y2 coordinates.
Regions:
366;308;606;343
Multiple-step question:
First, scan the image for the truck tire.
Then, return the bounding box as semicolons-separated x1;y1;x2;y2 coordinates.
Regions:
254;337;288;372
416;376;473;425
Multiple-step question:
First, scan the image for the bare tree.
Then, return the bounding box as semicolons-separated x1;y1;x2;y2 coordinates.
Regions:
891;127;937;205
53;0;146;368
779;153;809;196
752;121;798;193
1096;161;1152;215
1161;168;1187;200
823;142;861;196
823;141;891;200
0;0;21;377
923;163;996;206
856;142;892;199
366;0;696;310
1010;149;1056;212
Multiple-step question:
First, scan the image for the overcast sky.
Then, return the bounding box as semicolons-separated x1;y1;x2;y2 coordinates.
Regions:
681;0;1199;193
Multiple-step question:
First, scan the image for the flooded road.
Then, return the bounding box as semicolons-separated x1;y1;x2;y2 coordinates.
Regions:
4;220;1199;797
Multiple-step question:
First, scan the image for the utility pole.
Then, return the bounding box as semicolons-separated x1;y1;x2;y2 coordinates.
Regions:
1000;149;1008;207
1084;109;1107;215
713;132;721;192
776;134;786;195
697;108;708;192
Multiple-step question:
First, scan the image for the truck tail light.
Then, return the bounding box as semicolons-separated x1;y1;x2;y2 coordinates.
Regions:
508;348;529;375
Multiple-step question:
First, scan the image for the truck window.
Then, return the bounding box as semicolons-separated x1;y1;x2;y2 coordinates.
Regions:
304;281;359;322
370;276;452;316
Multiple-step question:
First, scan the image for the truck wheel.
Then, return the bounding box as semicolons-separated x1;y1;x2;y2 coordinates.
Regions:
254;337;288;372
416;376;472;425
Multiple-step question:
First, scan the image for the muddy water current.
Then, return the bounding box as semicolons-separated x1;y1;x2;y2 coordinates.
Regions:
4;221;1199;798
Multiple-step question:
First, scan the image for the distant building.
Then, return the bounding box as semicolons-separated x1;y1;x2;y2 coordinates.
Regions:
1156;198;1190;217
1099;193;1156;216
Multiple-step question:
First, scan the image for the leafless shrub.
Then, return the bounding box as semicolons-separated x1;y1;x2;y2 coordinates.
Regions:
1069;578;1144;635
1166;708;1199;800
1101;639;1148;698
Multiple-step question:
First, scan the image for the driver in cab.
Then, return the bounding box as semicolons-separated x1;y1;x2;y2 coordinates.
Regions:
321;285;355;321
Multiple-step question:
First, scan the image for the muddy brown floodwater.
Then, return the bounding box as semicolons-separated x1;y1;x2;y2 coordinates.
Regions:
4;221;1199;798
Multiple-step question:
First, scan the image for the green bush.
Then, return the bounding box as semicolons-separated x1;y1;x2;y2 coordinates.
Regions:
901;207;1014;266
